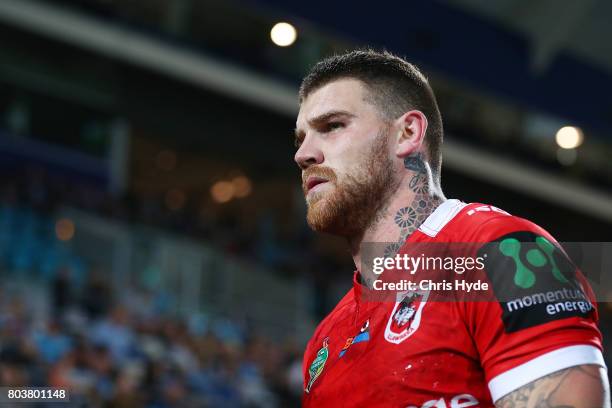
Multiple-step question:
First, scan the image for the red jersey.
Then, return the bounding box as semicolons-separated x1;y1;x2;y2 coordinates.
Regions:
302;200;605;407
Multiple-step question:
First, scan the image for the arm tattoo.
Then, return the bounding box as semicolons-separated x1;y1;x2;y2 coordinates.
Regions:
384;153;441;257
496;365;608;408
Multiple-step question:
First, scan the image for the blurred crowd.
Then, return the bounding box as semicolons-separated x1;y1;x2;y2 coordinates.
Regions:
0;273;303;408
0;170;304;407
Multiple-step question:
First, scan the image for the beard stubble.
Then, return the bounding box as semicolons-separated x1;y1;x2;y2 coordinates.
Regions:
303;129;399;237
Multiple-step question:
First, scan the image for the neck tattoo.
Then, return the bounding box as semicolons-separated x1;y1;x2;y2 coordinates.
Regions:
383;153;442;258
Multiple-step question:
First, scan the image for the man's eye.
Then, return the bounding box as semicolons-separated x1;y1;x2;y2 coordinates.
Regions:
326;122;344;132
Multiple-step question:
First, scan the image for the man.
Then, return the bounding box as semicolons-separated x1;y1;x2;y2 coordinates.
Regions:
294;49;609;407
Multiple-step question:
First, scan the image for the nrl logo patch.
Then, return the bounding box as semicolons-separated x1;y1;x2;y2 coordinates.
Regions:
305;337;329;393
384;290;429;344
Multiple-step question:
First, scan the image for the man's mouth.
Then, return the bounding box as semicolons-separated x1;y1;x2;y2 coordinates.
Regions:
305;176;329;193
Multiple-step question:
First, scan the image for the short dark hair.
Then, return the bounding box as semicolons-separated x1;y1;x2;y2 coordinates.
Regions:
299;49;443;182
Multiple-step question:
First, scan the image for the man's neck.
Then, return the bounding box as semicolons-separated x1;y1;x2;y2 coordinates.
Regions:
350;153;445;288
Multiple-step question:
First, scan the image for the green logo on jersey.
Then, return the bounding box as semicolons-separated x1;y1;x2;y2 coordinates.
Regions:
478;231;589;333
498;236;570;289
305;337;329;393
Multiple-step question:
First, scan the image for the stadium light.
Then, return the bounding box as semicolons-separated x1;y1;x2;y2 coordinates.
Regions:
211;181;234;203
555;126;583;149
270;22;297;47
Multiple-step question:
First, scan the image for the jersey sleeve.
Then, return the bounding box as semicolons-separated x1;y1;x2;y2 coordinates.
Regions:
463;214;606;402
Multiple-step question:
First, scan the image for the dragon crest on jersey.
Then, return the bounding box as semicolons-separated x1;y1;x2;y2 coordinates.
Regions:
384;290;429;344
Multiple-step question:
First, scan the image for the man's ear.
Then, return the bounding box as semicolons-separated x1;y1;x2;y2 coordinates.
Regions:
394;110;428;158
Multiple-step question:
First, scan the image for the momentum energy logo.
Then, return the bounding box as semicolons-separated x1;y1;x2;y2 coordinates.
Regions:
498;235;568;289
478;231;593;333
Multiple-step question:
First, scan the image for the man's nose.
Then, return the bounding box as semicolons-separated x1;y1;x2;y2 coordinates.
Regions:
294;138;323;170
